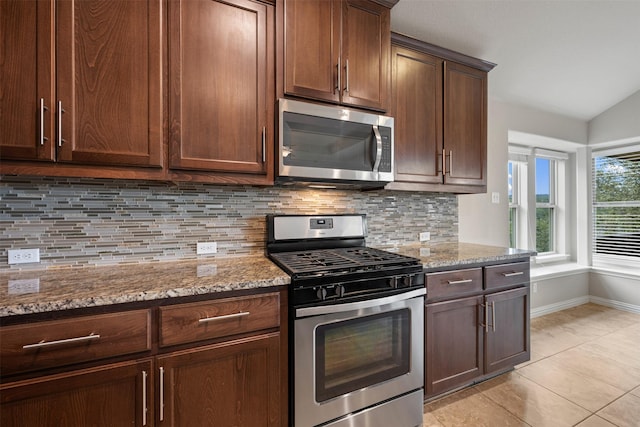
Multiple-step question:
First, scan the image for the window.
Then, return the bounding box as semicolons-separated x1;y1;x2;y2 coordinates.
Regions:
508;146;568;259
592;148;640;264
535;157;556;254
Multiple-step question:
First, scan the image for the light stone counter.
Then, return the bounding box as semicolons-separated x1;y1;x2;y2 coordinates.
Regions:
0;256;289;317
0;243;534;318
376;242;535;270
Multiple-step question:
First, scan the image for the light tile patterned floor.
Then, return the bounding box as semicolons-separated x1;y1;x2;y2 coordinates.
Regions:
423;303;640;427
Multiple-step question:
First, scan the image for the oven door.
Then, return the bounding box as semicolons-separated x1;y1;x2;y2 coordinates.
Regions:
294;288;425;427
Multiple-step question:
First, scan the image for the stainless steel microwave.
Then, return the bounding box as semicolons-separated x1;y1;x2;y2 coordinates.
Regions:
277;99;394;187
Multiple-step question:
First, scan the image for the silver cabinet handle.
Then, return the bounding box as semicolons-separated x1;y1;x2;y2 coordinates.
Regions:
372;125;382;174
142;370;148;426
40;98;49;145
159;366;165;421
198;311;250;323
57;100;65;147
336;57;341;94
446;279;473;285
262;126;266;163
22;332;100;350
344;59;349;92
480;303;489;333
491;301;496;332
502;271;524;277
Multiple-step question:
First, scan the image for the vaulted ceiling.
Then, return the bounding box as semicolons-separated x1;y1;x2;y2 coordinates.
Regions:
391;0;640;121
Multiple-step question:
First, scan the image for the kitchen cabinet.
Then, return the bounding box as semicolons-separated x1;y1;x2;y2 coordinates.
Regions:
388;33;495;194
157;334;280;426
281;0;391;111
0;360;153;427
0;290;285;426
424;260;530;399
168;0;275;184
0;0;163;169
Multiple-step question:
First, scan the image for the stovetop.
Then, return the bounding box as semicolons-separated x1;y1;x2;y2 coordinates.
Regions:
269;247;420;278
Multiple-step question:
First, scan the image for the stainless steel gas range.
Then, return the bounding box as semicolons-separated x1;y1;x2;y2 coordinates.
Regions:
266;214;425;427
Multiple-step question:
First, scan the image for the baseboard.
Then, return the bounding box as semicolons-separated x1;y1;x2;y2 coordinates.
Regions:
589;296;640;315
530;296;590;318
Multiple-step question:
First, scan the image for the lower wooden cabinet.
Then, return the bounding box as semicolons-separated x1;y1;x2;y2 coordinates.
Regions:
485;286;530;374
425;261;530;399
0;290;286;427
425;295;483;396
157;333;281;426
0;359;152;427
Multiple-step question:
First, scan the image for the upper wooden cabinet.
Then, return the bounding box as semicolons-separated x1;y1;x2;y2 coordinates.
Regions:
168;0;274;183
0;0;163;168
0;0;55;162
281;0;391;111
388;33;495;194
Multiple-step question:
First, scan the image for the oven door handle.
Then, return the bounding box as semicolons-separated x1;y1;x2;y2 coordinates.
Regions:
295;288;426;318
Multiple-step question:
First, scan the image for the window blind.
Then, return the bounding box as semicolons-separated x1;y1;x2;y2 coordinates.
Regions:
592;149;640;259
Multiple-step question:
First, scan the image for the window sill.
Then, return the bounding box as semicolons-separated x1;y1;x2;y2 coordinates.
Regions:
530;262;590;280
532;253;571;265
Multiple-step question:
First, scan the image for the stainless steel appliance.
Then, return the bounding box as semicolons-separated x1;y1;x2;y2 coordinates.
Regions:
277;99;394;188
266;214;424;427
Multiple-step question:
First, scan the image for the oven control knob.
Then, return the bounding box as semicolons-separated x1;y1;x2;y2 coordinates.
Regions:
402;275;412;287
335;284;345;298
316;287;328;301
389;277;398;288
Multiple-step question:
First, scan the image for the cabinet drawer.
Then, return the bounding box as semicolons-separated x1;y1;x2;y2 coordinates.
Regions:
426;268;483;301
484;261;530;291
159;292;280;347
0;309;151;376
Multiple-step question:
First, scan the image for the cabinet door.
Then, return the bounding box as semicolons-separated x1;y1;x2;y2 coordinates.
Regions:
0;0;55;161
284;0;340;103
443;62;487;187
485;286;530;374
158;332;280;427
56;0;163;167
340;0;390;111
425;296;484;398
169;0;273;176
0;359;152;427
391;46;443;184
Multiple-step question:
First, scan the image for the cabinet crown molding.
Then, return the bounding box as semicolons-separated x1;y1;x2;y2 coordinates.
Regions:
391;32;497;72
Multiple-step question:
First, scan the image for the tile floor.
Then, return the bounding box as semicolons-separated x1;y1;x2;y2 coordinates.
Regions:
423;303;640;427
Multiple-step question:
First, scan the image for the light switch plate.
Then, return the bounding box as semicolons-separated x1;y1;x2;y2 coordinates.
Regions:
491;192;500;204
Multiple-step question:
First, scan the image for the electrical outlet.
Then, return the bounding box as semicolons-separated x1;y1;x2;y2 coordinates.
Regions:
8;248;40;264
532;282;538;293
197;242;217;255
419;232;431;242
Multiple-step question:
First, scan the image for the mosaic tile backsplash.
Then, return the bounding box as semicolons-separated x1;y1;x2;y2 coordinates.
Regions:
0;176;458;270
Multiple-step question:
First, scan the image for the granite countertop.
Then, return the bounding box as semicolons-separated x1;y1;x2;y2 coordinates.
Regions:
0;242;535;318
0;256;290;317
376;242;535;270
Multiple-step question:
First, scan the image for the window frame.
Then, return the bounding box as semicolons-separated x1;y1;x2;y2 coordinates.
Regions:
508;145;569;263
591;145;640;270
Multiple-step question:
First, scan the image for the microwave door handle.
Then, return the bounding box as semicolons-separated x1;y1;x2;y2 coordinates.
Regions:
372;125;382;174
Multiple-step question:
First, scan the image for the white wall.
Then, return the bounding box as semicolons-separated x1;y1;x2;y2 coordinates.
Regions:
530;271;590;316
458;99;588;247
590;271;640;313
588;90;640;145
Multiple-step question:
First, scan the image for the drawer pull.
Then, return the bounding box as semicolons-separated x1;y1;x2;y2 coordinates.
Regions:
159;366;165;421
446;279;473;285
22;332;100;350
502;271;524;277
198;311;250;324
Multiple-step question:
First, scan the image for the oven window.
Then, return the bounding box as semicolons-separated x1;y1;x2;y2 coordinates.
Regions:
315;309;411;402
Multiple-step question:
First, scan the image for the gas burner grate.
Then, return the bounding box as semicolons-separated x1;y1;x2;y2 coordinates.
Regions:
270;247;419;276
